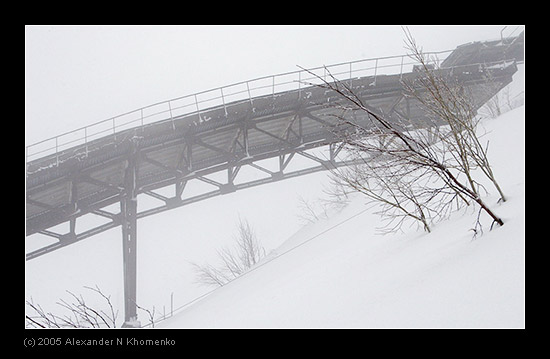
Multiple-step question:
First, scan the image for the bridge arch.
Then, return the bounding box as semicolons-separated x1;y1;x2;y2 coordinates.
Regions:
26;35;522;325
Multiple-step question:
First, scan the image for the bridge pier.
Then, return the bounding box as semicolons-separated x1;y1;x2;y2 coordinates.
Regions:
121;137;140;328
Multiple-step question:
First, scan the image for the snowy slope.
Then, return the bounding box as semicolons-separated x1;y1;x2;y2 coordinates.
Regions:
25;65;525;328
157;106;525;328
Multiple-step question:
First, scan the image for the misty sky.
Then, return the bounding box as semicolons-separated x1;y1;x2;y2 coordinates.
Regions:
25;25;520;145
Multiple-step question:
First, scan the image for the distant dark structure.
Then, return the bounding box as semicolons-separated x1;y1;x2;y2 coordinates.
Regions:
441;31;524;67
26;32;524;326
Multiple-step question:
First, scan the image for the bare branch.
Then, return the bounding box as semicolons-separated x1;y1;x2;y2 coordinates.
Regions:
298;30;504;233
135;302;155;328
193;218;266;287
26;285;120;328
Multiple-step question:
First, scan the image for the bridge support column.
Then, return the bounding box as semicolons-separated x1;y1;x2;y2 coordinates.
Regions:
121;138;140;328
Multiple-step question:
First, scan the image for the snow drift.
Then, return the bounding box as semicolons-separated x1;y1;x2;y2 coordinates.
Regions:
156;105;525;328
26;104;524;329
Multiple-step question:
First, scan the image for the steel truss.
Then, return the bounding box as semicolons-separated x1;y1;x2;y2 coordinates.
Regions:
26;38;522;325
26;110;352;260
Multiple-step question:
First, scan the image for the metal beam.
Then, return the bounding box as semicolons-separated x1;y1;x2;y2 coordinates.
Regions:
26;54;519;262
121;137;140;327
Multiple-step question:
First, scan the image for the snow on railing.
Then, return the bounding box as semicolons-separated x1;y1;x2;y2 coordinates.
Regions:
25;50;456;166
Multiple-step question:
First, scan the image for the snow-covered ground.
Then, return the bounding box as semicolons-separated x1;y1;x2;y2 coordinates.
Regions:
26;66;525;329
155;105;525;328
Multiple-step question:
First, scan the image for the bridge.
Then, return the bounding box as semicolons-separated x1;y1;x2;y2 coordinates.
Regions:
26;32;524;326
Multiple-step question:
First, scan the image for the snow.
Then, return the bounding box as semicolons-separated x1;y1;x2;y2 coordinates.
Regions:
155;105;525;328
486;60;516;69
26;93;525;329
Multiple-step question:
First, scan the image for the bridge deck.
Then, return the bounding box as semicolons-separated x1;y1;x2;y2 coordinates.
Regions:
25;32;524;327
26;51;520;259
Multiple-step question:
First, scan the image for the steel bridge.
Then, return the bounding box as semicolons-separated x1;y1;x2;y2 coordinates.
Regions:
25;32;524;326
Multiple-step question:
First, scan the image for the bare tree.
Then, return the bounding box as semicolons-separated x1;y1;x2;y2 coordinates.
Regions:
299;33;505;234
479;79;524;120
329;129;461;234
192;261;231;287
26;285;119;328
193;218;266;287
401;28;507;203
135;302;156;328
480;85;510;119
297;195;324;224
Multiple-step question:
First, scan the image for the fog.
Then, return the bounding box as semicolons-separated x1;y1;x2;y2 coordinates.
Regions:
25;25;523;327
25;25;514;145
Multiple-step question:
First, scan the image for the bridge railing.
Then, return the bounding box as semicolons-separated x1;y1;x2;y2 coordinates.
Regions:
26;50;455;165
